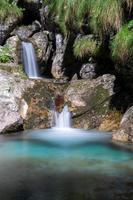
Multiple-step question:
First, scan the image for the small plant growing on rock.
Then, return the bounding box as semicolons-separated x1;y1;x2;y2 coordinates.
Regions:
0;45;14;63
0;0;22;22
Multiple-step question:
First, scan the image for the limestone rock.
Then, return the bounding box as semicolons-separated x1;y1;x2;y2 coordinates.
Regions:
5;35;20;63
22;80;67;130
0;70;34;133
113;106;133;142
51;34;68;79
11;21;41;40
0;15;22;45
80;63;96;79
30;31;53;64
65;74;115;129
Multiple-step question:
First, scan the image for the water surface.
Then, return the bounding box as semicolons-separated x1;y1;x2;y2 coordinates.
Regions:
0;131;133;200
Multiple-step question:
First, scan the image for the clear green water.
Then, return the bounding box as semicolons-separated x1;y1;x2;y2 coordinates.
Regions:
0;133;133;200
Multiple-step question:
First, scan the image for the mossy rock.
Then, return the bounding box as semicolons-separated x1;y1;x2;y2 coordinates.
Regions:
23;80;68;129
0;64;27;79
65;74;117;130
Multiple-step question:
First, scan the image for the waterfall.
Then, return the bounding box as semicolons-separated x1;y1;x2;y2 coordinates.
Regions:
22;42;40;78
53;105;71;128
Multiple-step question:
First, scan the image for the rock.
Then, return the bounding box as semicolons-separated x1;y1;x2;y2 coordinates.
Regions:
30;31;53;64
51;34;68;79
65;74;116;129
0;14;22;45
113;106;133;142
71;74;78;80
11;21;41;40
0;70;34;133
80;63;96;79
5;35;20;63
23;80;67;129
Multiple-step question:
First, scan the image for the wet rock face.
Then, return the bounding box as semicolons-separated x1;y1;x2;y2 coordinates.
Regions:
113;106;133;142
22;81;67;129
0;70;34;133
51;34;68;79
65;74;116;129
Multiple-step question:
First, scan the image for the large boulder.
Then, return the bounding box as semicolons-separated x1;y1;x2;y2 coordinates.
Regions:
113;106;133;142
65;74;116;129
0;16;22;45
5;35;20;63
30;31;53;65
0;70;34;133
51;34;68;79
22;81;67;129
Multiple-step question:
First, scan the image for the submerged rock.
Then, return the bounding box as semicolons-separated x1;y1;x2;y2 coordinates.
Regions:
0;70;33;133
113;106;133;142
65;74;116;130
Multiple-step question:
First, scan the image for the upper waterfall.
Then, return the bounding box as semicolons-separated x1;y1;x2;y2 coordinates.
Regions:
22;42;40;79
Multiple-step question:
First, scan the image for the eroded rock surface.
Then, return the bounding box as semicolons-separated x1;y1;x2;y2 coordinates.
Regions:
0;70;33;133
65;74;116;129
51;34;68;79
113;106;133;142
31;31;53;65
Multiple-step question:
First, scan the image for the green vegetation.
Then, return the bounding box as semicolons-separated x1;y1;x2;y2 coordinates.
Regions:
111;20;133;64
0;45;14;63
0;0;22;22
73;36;101;58
43;0;133;63
43;0;133;37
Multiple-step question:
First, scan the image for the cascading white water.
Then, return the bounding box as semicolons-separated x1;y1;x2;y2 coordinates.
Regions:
25;106;111;146
54;105;71;128
22;42;40;78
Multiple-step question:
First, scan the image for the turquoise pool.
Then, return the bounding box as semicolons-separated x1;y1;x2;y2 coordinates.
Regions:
0;130;133;200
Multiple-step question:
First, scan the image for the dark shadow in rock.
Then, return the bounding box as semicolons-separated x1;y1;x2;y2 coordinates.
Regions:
17;0;41;25
62;36;84;80
109;73;133;113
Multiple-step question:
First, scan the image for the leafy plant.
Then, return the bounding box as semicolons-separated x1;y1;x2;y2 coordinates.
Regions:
0;45;14;63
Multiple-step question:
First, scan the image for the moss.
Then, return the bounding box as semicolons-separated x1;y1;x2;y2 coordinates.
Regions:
0;64;27;79
23;81;68;129
72;84;111;129
89;85;110;114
